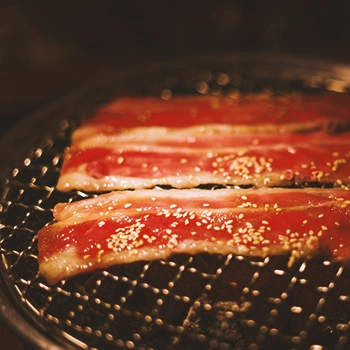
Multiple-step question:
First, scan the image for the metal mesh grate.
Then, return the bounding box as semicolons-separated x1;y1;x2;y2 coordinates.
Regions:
1;55;350;349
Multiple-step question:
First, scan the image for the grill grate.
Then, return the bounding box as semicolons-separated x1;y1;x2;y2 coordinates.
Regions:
1;55;350;349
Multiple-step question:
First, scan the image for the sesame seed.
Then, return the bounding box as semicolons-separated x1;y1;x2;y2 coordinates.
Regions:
263;177;270;184
238;213;244;219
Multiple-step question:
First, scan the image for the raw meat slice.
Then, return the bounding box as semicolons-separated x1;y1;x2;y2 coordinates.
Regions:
78;94;350;132
38;188;350;284
57;141;350;192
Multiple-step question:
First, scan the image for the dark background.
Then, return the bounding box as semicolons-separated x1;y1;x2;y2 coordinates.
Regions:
1;1;350;131
1;1;350;349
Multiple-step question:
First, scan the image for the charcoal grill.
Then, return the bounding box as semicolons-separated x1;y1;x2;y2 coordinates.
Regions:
1;53;350;350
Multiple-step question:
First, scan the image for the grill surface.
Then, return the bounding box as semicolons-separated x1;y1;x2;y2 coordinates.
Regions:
1;54;350;350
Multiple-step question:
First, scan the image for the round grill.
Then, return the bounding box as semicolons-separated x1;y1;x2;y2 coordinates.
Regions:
1;54;350;350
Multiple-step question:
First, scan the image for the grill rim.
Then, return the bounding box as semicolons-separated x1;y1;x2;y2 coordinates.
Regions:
0;277;77;350
1;52;350;350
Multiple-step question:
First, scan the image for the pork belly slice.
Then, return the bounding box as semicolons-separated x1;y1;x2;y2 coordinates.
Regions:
75;94;350;138
38;188;350;285
57;141;350;192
